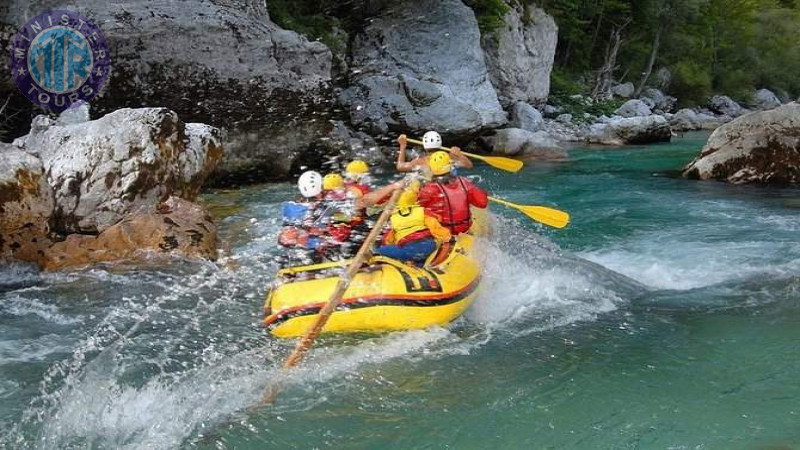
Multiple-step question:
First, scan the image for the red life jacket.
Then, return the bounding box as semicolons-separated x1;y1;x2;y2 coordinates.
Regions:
421;178;472;234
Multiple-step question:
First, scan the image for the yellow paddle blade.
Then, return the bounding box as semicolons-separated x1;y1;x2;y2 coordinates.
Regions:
464;152;524;173
405;138;523;173
489;196;570;229
516;205;570;229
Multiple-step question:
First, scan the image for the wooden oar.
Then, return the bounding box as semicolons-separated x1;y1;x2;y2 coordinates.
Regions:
489;196;570;229
261;185;406;404
407;138;523;173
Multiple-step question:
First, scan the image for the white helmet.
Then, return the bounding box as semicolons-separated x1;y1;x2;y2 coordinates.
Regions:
422;131;442;150
298;171;323;198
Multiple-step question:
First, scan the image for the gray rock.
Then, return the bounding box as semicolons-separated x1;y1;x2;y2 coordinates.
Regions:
587;115;672;145
753;89;781;110
13;108;223;234
615;99;653;118
542;104;562;118
480;128;566;160
56;103;90;126
482;5;558;106
556;114;573;125
683;103;800;184
641;88;676;112
2;1;332;182
709;95;747;117
542;118;587;142
0;144;54;263
612;82;635;98
509;102;544;132
654;67;672;90
341;0;506;136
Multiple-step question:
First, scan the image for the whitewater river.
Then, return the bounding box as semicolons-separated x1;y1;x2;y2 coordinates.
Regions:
1;132;798;448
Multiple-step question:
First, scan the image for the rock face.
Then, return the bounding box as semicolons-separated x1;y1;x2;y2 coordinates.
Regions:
753;89;781;110
509;102;544;132
615;100;652;118
1;0;331;182
41;197;218;271
480;128;565;159
0;144;54;262
641;88;676;113
482;5;558;106
340;0;506;136
12;108;223;234
587;115;672;145
709;95;747;118
683;103;800;184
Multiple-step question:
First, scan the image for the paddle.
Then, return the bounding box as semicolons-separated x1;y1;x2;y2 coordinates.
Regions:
489;196;570;229
261;184;406;404
406;138;523;174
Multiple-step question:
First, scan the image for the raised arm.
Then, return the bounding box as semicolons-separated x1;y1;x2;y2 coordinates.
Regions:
357;180;403;209
450;146;473;170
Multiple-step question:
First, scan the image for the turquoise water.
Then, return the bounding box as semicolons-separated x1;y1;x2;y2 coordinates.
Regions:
1;132;799;448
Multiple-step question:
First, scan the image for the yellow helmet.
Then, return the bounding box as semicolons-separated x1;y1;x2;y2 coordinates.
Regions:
345;160;369;179
397;181;421;208
323;173;344;191
428;151;452;176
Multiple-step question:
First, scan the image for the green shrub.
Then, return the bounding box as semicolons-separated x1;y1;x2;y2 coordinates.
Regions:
464;0;511;35
669;61;712;107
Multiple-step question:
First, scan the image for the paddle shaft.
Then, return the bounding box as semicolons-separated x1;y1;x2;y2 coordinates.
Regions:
406;138;484;161
261;186;405;404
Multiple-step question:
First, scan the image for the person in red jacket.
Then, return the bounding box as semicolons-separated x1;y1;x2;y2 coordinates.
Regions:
417;151;488;235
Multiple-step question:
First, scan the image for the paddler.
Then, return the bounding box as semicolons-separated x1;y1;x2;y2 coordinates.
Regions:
278;170;329;263
321;173;354;253
418;151;488;235
343;160;372;196
396;131;473;174
373;181;451;265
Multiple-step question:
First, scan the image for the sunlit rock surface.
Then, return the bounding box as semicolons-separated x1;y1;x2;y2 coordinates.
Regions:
41;196;218;271
683;102;800;184
12;108;222;234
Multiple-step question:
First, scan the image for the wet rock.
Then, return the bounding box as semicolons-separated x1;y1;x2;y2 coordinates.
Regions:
340;0;506;136
682;103;800;184
709;95;747;118
509;102;544;132
753;89;781;110
2;0;331;182
480;128;565;159
482;5;558;106
0;144;54;263
41;197;217;271
615;99;652;118
13;108;222;234
587;115;672;146
611;82;635;98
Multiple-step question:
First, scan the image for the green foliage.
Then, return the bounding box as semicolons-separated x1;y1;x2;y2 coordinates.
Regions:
464;0;511;35
669;61;712;107
550;94;624;123
267;0;344;54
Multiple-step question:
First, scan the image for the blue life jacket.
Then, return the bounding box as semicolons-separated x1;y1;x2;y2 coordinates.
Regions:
282;202;309;226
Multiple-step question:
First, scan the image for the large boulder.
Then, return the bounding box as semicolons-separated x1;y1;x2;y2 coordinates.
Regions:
340;0;506;136
1;1;332;182
0;144;54;263
669;109;728;132
482;5;558;106
41;196;217;271
12;108;222;234
587;115;672;146
682;103;800;184
614;99;652;118
509;102;544;132
753;89;781;110
479;128;565;160
709;95;747;117
611;82;635;99
641;88;676;113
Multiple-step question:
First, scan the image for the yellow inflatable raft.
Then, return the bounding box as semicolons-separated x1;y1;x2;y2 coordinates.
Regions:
263;221;484;338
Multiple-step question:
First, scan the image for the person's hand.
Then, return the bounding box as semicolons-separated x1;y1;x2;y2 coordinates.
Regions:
397;134;407;146
450;146;463;158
